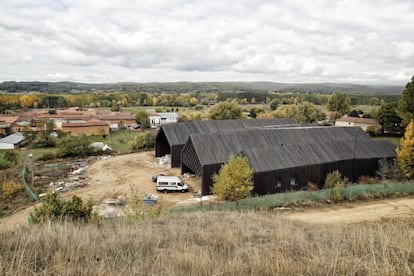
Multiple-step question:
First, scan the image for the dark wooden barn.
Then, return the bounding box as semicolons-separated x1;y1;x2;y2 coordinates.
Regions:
155;118;297;167
243;140;396;195
181;126;396;195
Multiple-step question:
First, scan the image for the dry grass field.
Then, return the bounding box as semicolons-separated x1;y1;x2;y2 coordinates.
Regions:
0;211;413;275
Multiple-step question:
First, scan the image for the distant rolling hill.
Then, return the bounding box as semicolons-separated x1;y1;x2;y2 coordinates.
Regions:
0;81;404;94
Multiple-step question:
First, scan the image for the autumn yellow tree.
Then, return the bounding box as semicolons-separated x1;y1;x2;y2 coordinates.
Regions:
20;95;38;109
396;119;414;179
212;155;253;201
189;97;198;106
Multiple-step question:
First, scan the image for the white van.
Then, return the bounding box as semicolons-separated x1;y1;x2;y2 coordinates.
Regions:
156;176;189;193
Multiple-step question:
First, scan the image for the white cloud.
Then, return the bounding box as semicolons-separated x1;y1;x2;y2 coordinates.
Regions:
0;0;413;84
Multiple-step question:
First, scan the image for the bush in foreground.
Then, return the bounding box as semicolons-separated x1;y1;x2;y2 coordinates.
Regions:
28;192;96;224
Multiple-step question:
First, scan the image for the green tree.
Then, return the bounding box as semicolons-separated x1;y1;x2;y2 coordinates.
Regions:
178;111;202;122
249;107;265;118
208;101;244;120
28;192;95;224
269;99;279;111
396;120;414;180
212;155;253;201
397;76;414;127
135;110;150;129
34;120;56;148
348;109;360;117
327;92;351;116
56;135;94;158
377;102;402;133
129;132;155;151
366;125;382;136
369;97;379;106
260;102;324;123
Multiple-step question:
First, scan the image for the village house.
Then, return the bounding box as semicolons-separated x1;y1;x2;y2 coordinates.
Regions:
2;108;136;136
96;112;136;130
0;132;28;149
149;112;179;128
61;118;109;136
335;116;380;131
0;115;18;136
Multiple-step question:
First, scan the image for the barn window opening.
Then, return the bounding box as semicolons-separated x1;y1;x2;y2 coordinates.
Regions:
290;178;297;186
275;180;282;188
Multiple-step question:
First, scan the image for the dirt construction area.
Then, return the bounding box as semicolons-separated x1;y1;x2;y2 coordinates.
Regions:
1;151;414;232
71;151;201;206
0;151;203;232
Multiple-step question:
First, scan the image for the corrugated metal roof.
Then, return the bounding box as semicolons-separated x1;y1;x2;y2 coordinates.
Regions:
244;140;396;172
0;132;26;144
159;118;298;146
189;126;372;165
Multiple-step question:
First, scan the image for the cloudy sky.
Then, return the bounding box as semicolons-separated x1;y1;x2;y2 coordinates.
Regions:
0;0;413;84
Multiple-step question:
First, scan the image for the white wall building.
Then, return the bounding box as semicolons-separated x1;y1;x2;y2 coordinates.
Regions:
0;132;27;149
149;113;179;128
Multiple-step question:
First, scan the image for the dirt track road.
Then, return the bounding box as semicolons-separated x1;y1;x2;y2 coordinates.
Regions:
284;197;414;224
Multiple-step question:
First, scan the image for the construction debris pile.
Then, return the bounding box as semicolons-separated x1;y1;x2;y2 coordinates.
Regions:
48;176;87;193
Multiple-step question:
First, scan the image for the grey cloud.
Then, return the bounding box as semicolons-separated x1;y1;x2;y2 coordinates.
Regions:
0;0;413;84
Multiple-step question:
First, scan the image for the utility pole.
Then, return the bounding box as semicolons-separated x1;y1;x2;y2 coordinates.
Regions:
29;153;34;186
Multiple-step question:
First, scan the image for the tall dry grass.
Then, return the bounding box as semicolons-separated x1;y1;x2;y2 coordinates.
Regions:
0;211;413;275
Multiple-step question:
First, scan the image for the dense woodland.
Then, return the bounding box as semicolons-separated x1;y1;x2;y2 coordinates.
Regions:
0;84;402;112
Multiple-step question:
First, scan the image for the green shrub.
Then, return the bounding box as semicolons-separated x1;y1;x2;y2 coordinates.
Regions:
325;170;348;188
0;150;19;169
28;192;96;224
129;132;155;151
325;170;349;202
56;135;104;158
366;125;382;136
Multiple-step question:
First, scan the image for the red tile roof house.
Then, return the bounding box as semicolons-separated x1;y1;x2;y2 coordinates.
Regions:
0;115;18;136
96;112;136;130
61;119;109;136
5;109;136;136
335;116;380;131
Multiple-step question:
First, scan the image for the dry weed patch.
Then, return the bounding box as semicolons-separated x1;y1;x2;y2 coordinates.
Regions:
0;212;413;275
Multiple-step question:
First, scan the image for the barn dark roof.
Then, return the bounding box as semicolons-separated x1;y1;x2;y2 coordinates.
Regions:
188;126;371;166
158;118;297;146
243;140;396;173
